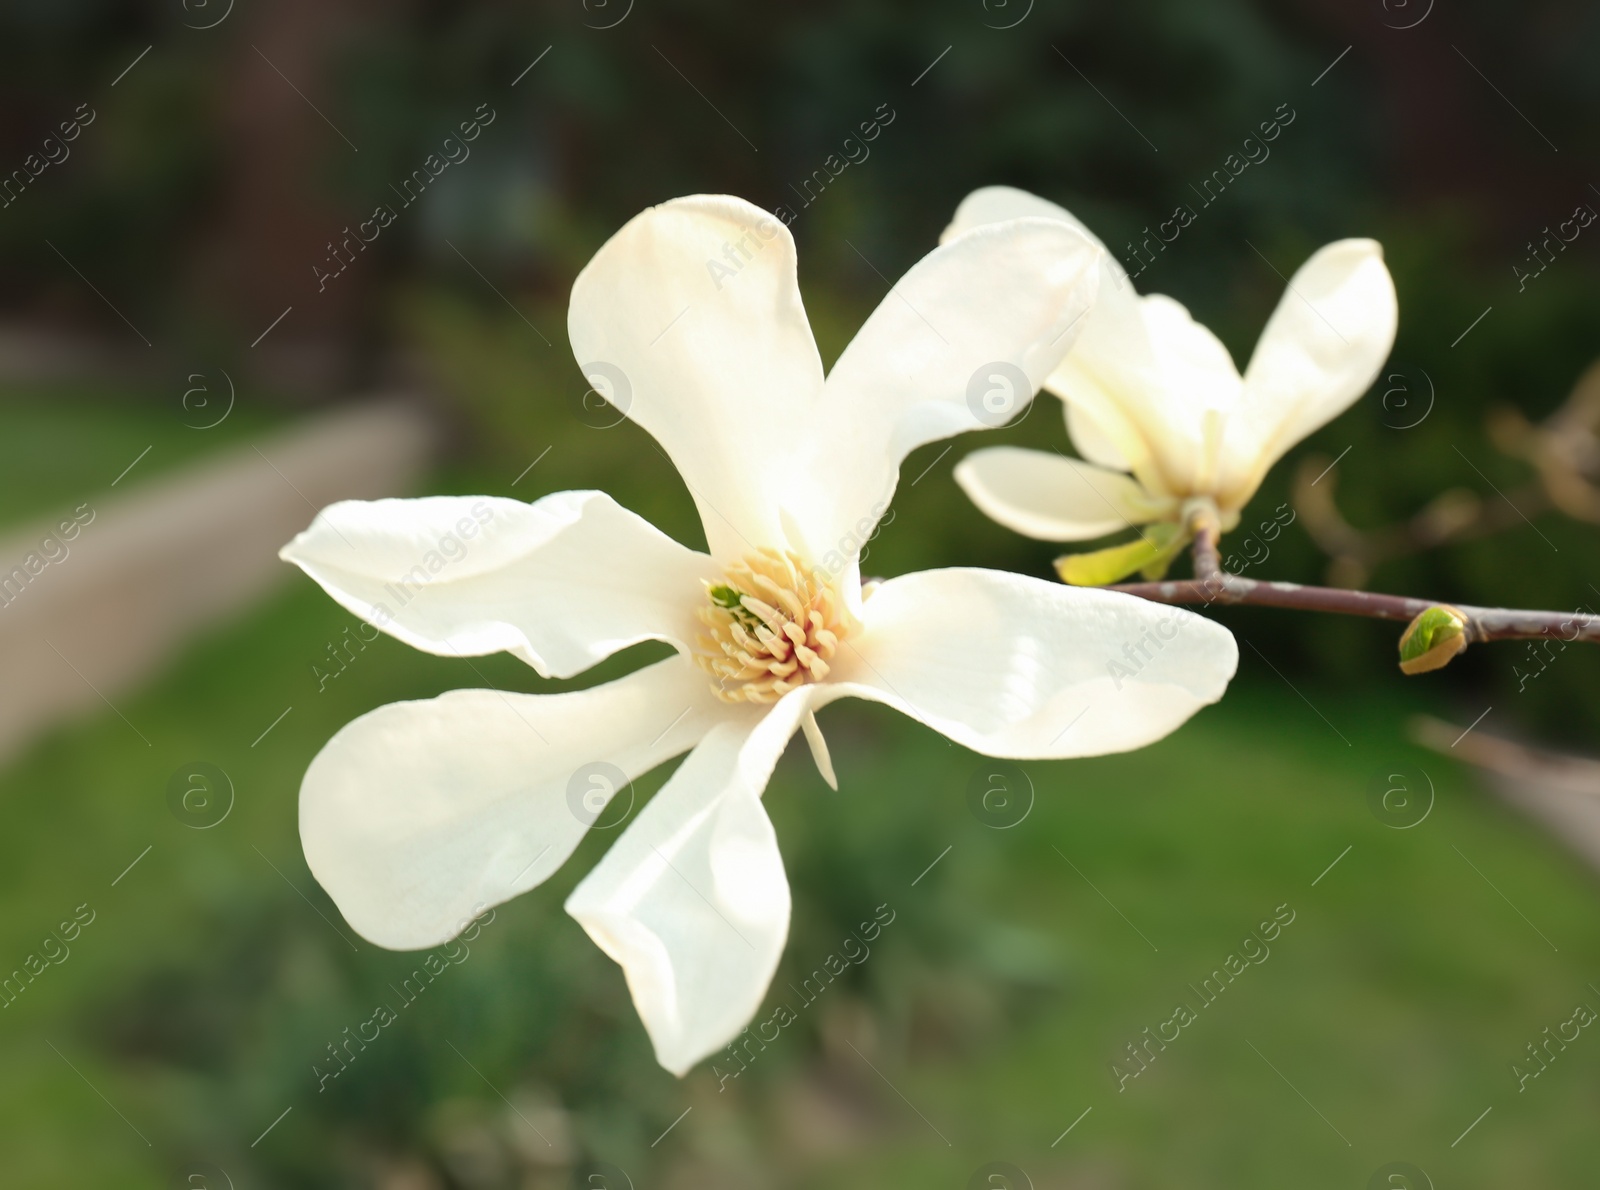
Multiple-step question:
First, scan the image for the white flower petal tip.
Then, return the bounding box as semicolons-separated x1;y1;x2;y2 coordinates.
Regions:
298;657;720;951
953;447;1165;543
279;491;716;679
567;195;825;563
940;186;1109;253
565;699;810;1075
834;568;1237;760
1227;237;1398;499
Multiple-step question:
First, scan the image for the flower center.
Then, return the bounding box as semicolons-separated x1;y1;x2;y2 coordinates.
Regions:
694;548;856;704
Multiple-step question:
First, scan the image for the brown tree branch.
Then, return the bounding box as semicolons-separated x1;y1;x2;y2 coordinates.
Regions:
1188;510;1223;582
1111;570;1600;645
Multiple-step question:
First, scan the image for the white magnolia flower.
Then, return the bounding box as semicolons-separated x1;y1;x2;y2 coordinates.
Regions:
280;195;1239;1075
944;187;1398;569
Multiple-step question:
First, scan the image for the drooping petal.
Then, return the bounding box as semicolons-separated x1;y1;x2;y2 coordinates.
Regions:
790;217;1101;572
1224;239;1397;504
300;656;724;951
280;491;715;679
954;446;1167;542
567;195;826;563
566;690;815;1075
829;568;1237;758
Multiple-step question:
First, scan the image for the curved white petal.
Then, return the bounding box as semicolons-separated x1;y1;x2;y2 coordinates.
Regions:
567;692;813;1076
300;656;725;950
829;568;1237;759
944;189;1158;477
1140;295;1242;416
942;185;1118;267
944;187;1249;498
280;492;715;679
1225;239;1397;503
1046;308;1163;489
567;195;825;563
792;217;1101;570
955;446;1166;542
1137;295;1243;494
1064;398;1135;471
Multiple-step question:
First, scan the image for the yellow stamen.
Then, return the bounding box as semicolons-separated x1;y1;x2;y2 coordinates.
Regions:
695;548;857;703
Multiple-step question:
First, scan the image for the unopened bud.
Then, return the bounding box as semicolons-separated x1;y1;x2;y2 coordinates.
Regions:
1398;605;1469;675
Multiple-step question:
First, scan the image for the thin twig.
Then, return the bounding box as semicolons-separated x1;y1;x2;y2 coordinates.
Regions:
1112;569;1600;645
1189;509;1223;582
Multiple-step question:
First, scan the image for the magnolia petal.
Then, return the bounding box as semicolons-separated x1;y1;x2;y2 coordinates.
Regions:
944;188;1251;498
1226;239;1398;503
942;185;1118;267
280;492;716;679
791;217;1101;570
1047;318;1163;490
831;568;1237;758
567;195;826;563
1065;398;1135;471
300;656;723;951
944;189;1162;484
954;446;1164;542
566;691;813;1075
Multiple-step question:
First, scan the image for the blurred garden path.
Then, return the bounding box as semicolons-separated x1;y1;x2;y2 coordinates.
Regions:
0;399;433;763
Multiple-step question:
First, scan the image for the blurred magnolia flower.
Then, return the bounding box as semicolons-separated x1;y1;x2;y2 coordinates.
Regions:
943;186;1398;583
280;194;1238;1075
